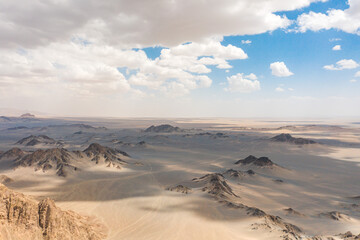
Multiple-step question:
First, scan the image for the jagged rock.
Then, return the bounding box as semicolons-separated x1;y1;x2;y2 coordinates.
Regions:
337;231;360;239
13;148;77;177
83;143;129;167
16;135;63;147
192;173;238;199
235;155;275;167
0;184;106;240
166;185;192;194
271;133;316;144
1;143;131;177
144;124;182;133
0;147;25;160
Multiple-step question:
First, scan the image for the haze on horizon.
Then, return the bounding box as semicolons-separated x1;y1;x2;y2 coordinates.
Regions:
1;0;360;118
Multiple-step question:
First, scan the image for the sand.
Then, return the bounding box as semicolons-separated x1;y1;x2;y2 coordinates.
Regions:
0;118;360;239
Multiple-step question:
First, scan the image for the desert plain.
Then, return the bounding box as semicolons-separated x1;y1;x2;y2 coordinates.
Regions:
0;116;359;240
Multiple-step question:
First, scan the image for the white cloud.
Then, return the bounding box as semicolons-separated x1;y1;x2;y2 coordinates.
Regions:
297;0;360;34
275;87;285;92
355;71;360;77
225;73;260;93
270;61;294;77
332;45;341;51
0;0;329;49
323;59;359;70
241;40;252;44
350;79;357;83
288;88;294;91
329;38;342;42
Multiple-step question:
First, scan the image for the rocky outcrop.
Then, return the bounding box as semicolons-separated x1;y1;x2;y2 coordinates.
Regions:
144;124;182;133
83;143;129;168
0;175;13;184
0;184;106;240
318;211;351;221
13;148;77;177
222;169;255;178
16;135;63;147
192;173;239;199
0;148;25;160
166;185;192;194
1;143;130;177
271;133;316;144
235;155;275;167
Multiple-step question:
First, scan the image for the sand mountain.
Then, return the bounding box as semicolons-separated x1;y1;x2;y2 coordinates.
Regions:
16;135;64;147
144;124;182;133
271;133;316;144
0;143;130;177
0;183;106;240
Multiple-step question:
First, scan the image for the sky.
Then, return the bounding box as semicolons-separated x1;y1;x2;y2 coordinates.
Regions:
0;0;360;118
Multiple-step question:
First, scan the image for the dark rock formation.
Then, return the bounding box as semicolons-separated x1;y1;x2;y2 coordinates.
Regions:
166;185;192;194
144;124;181;133
83;143;129;167
13;148;77;177
16;135;63;147
235;155;275;167
271;133;316;144
192;173;238;199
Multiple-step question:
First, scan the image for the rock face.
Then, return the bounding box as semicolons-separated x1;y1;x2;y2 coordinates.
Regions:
235;155;275;167
271;133;316;144
16;135;63;147
0;184;106;240
144;124;181;133
0;143;130;177
222;169;255;178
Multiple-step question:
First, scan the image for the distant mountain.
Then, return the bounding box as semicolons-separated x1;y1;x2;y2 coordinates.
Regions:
144;124;182;133
20;113;36;118
0;143;130;177
16;135;64;147
0;184;106;240
235;155;275;167
271;133;316;144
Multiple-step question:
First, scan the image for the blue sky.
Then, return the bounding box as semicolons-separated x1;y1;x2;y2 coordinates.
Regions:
0;0;359;117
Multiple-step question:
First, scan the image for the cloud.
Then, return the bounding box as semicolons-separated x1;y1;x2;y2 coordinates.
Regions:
0;37;250;97
323;59;359;70
0;0;328;49
350;79;357;83
332;45;341;51
270;61;294;77
275;87;285;92
329;38;341;42
225;73;260;93
241;40;252;44
288;88;294;91
355;71;360;77
296;0;360;34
